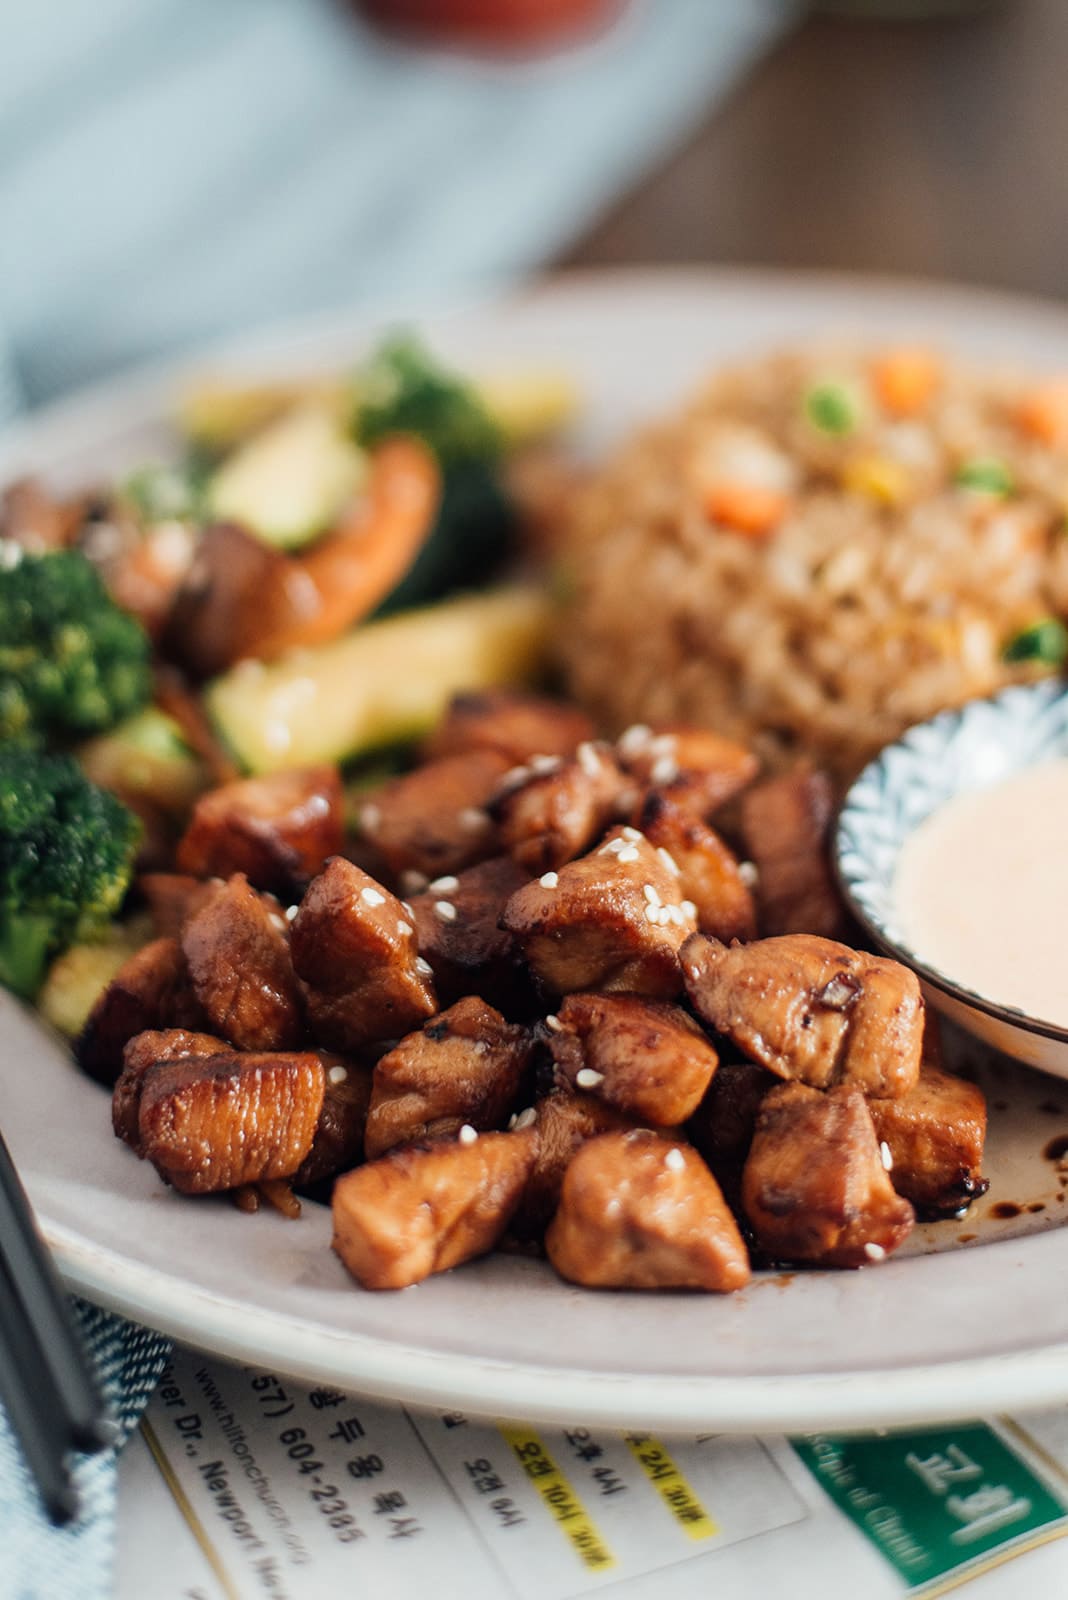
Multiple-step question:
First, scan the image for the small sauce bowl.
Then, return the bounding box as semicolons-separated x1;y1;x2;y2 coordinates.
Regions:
835;679;1068;1079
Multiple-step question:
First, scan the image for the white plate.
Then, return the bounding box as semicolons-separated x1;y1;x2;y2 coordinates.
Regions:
8;268;1068;1435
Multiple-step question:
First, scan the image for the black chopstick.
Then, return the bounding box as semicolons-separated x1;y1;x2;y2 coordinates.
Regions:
0;1124;113;1523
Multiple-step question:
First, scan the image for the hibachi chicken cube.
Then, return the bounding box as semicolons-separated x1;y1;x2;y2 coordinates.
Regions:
356;750;509;881
406;856;533;1014
546;1130;751;1292
290;857;436;1050
869;1066;988;1217
501;826;697;998
77;936;207;1086
177;766;344;899
182;873;304;1051
490;742;627;874
511;1090;637;1240
137;1049;326;1194
547;992;718;1126
423;690;596;767
742;1083;915;1267
616;723;758;817
739;765;846;939
363;997;534;1160
682;932;923;1098
636;792;756;944
332;1128;538;1289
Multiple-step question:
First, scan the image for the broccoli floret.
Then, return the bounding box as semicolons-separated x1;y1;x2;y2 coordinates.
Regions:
353;334;502;466
0;547;152;743
0;746;141;998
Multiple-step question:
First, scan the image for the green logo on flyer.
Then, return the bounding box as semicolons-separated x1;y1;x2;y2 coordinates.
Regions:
792;1423;1067;1590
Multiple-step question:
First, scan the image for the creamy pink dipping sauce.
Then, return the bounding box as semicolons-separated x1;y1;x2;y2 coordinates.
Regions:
894;757;1068;1028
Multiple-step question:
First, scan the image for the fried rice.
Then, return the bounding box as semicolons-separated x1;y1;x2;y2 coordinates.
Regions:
558;345;1068;781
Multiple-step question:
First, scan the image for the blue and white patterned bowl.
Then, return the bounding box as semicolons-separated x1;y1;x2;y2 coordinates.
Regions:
835;678;1068;1078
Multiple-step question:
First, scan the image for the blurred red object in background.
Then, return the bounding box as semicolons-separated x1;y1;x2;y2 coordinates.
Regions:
358;0;623;51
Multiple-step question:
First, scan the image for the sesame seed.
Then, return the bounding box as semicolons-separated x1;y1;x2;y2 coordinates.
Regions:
513;1107;538;1131
680;899;697;921
531;754;562;775
600;837;625;855
665;1147;685;1172
618;723;652;756
434;900;457;921
328;1064;348;1085
576;741;601;778
645;904;661;923
617;845;640;863
622;826;643;842
738;860;759;888
430;875;459;893
458;1124;478;1146
401;870;429;894
360;886;386;907
415;957;433;976
863;1242;887;1262
540;871;559;888
401;901;414;917
359;803;381;834
459;807;489;832
544;1013;563;1032
685;963;702;982
502;764;531;788
649;734;677;758
657;847;681;877
285;903;299;922
880;1141;894;1172
268;913;286;931
576;1068;605;1089
650;756;680;785
642;883;660;904
397;919;413;937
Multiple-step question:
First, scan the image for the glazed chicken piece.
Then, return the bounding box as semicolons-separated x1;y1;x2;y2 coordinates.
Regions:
548;993;718;1126
177;767;344;899
182;874;304;1051
869;1066;988;1218
742;1082;915;1267
332;1128;538;1290
138;873;219;940
686;1059;777;1206
137;1050;326;1195
113;1027;227;1150
510;1090;637;1240
546;1130;751;1292
682;932;923;1098
637;792;757;944
77;936;207;1086
501;826;698;998
1;477;80;551
423;690;596;767
739;765;847;939
490;741;628;874
616;723;758;818
407;856;534;1014
290;857;436;1051
294;1054;376;1188
356;750;510;882
364;997;534;1160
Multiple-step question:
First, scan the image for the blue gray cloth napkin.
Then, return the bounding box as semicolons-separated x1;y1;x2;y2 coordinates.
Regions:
0;1;798;1593
2;1303;170;1599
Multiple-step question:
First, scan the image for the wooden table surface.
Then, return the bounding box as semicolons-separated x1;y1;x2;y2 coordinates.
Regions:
566;0;1068;300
